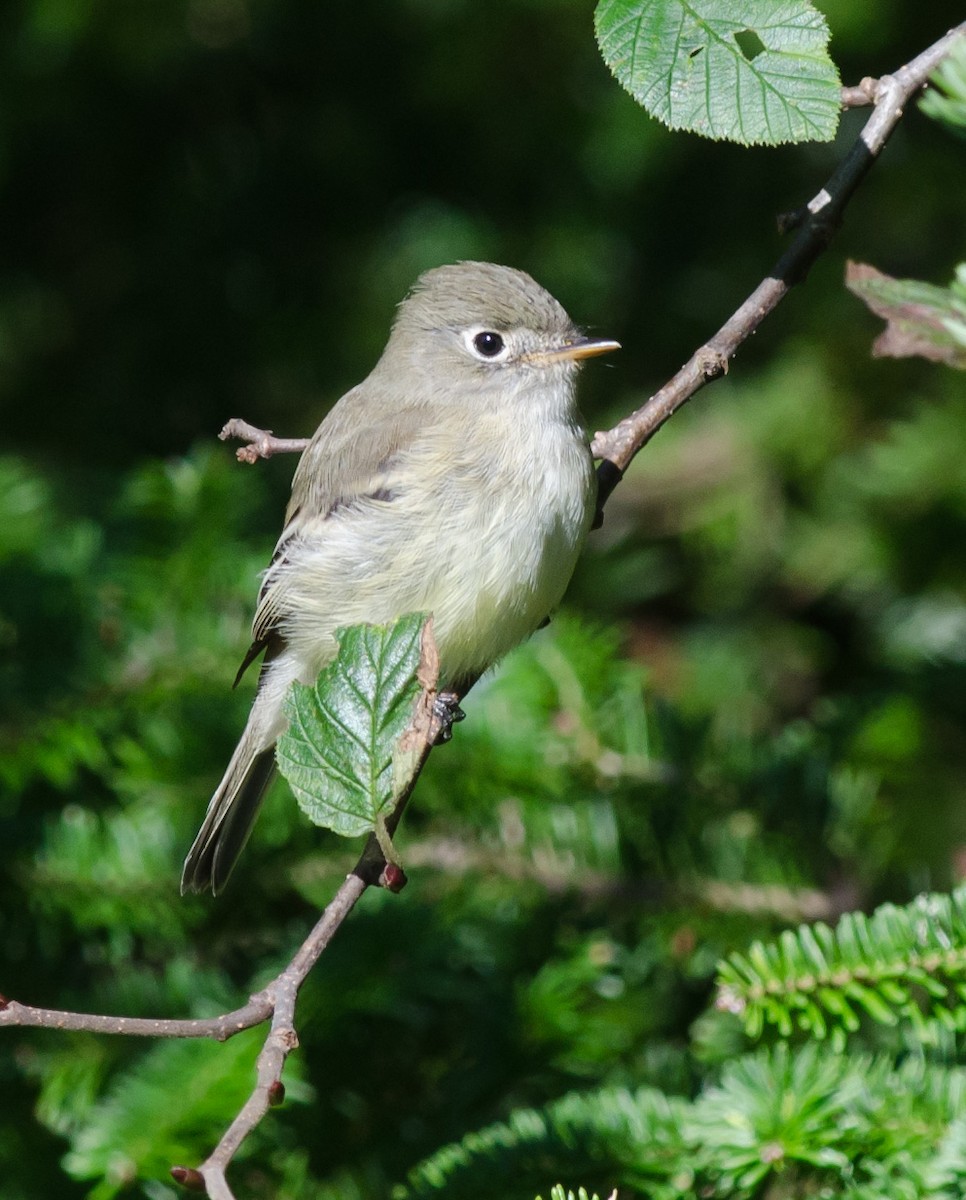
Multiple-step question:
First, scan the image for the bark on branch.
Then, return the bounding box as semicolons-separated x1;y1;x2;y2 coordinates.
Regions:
589;22;966;515
1;636;446;1199
220;418;310;463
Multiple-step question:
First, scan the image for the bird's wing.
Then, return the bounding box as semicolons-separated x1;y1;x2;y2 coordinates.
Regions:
237;393;429;681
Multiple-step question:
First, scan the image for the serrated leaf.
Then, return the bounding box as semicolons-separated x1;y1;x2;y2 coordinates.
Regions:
276;613;431;838
594;0;841;145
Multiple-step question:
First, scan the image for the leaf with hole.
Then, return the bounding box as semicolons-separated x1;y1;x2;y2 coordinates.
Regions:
594;0;841;145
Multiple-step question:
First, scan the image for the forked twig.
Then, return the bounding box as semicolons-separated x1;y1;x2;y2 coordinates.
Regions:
220;418;310;463
2;627;444;1198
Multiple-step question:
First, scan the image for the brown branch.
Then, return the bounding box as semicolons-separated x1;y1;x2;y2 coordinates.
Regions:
0;992;273;1040
1;870;369;1197
184;625;444;1196
2;623;446;1200
220;418;310;463
178;869;368;1195
590;22;966;514
840;76;881;108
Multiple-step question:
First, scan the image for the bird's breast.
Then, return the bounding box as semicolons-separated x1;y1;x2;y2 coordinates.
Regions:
421;415;595;681
277;410;595;688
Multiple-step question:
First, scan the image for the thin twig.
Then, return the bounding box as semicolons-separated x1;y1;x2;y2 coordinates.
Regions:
0;993;272;1040
4;627;445;1200
220;418;310;463
590;22;966;514
840;77;881;108
190;871;368;1194
187;625;444;1196
0;854;371;1047
401;835;854;922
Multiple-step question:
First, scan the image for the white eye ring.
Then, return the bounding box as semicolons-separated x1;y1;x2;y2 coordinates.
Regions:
463;327;511;362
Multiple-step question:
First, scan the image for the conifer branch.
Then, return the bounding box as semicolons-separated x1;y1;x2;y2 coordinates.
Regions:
716;886;966;1045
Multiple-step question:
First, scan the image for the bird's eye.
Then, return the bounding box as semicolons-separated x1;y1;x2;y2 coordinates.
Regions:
472;331;505;358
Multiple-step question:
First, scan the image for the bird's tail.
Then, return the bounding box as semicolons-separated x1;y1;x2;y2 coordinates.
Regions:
180;723;277;895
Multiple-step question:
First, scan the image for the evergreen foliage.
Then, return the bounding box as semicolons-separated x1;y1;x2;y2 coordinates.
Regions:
398;1047;966;1199
2;3;965;1199
538;1188;605;1200
921;37;966;133
718;887;966;1045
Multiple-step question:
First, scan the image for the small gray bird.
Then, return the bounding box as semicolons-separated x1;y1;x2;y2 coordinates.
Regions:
181;261;619;894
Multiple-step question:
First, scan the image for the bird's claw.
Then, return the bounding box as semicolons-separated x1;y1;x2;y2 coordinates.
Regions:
432;691;466;744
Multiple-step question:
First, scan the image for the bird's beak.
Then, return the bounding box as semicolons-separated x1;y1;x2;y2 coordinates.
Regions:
524;337;621;365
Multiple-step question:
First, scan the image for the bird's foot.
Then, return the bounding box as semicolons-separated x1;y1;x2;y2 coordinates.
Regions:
432;691;466;744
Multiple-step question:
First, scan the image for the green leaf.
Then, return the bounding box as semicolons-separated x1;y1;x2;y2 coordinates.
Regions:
594;0;841;145
276;613;431;838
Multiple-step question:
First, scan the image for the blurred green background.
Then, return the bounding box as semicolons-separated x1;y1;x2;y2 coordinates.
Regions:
2;1;966;1197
